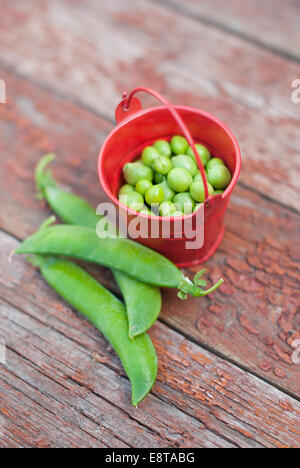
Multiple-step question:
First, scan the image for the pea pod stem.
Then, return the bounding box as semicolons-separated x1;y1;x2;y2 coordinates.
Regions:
35;153;57;198
28;255;157;406
178;272;224;299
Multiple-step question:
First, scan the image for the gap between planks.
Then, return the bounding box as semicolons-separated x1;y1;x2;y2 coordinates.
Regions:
0;59;115;126
0;369;112;448
150;0;300;64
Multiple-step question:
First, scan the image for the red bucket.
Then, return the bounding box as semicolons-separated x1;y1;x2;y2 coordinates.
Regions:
98;87;241;267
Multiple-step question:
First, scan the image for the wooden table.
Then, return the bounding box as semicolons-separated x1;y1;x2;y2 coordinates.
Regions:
0;0;299;448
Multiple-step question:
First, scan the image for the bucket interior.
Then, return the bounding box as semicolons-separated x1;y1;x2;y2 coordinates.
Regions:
99;106;240;201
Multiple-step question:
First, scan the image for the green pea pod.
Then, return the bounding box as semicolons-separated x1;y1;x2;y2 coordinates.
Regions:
35;154;101;229
112;270;161;339
35;155;162;338
16;222;182;286
28;255;157;406
16;221;223;297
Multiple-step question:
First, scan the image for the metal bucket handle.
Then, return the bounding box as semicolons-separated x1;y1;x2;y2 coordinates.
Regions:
117;87;211;203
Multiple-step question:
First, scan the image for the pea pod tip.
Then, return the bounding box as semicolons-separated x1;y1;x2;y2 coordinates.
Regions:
35;154;57;198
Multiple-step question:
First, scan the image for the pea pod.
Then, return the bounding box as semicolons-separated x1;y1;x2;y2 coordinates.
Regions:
28;255;157;406
112;270;161;339
35;155;101;229
35;155;162;338
16;221;181;286
16;220;223;297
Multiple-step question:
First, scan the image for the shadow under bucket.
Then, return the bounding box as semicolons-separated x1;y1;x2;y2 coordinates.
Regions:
98;88;241;267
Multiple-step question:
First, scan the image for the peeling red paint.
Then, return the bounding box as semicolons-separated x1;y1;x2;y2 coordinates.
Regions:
274;368;286;378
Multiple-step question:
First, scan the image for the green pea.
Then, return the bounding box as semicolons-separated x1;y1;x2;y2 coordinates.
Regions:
206;157;225;172
153;140;172;158
214;190;224;195
119;191;144;211
139;208;154;216
207;165;232;190
141;146;160;167
186;144;211;167
193;204;201;213
171;155;198;177
153;172;165;184
135;179;153;196
170;135;189;155
194;171;208;183
159;201;176;217
207;183;215;196
119;184;135;195
158;180;175;202
172;210;183;217
167;168;193;192
173;192;196;214
145;185;164;206
153;155;172;175
190;181;214;202
123;162;153;186
31;256;158;407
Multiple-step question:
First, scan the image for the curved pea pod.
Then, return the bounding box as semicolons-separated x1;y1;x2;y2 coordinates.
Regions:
30;255;158;406
35;154;101;229
16;220;223;297
112;270;161;339
35;155;162;337
16;222;183;287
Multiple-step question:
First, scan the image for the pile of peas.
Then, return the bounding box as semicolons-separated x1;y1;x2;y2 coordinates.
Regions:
119;136;232;217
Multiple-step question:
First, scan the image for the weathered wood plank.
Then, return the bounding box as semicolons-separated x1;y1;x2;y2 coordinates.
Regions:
156;0;300;60
1;231;300;448
0;69;299;397
0;69;300;395
0;371;110;448
0;1;299;209
163;185;300;397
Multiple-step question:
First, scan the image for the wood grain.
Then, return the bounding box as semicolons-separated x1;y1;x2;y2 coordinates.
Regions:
1;231;300;448
0;1;299;447
0;69;299;398
164;185;300;397
0;0;299;210
155;0;300;60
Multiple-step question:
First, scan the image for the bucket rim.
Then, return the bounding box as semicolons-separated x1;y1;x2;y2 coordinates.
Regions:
98;104;241;221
